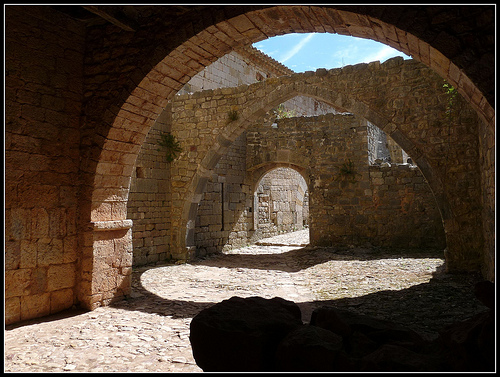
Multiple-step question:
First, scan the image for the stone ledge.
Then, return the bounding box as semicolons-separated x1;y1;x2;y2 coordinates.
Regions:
92;219;133;231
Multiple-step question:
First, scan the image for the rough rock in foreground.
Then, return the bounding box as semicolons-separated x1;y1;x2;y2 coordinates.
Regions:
190;281;494;372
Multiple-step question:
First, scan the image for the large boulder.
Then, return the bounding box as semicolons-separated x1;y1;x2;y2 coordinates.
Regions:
309;306;445;371
432;280;495;372
274;324;348;371
189;293;493;372
474;280;494;309
310;306;426;353
361;343;443;372
189;296;302;372
435;310;494;371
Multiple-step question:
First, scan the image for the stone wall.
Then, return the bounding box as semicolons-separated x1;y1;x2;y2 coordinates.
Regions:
127;105;173;266
247;114;445;249
191;113;444;255
177;46;292;95
194;133;252;256
367;121;391;164
5;6;85;324
177;45;336;117
194;158;311;257
367;164;445;248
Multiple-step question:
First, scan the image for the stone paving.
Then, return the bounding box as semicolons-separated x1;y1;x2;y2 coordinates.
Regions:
4;230;488;373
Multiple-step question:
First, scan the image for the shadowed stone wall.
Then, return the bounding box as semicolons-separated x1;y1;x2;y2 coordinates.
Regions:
5;6;84;324
127;105;173;266
194;133;251;256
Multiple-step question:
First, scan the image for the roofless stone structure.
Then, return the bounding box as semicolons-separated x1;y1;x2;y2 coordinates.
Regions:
5;5;494;325
158;58;482;275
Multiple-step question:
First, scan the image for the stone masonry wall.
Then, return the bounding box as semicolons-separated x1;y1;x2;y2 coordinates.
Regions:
127;105;173;266
367;121;391;164
194;133;252;256
254;168;309;239
247;115;445;249
177;47;290;95
5;6;85;324
367;164;446;248
191;113;440;255
194;147;310;256
177;46;335;118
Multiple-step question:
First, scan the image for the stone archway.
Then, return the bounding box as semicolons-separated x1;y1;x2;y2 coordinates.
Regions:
168;59;481;280
251;165;310;243
81;5;494;310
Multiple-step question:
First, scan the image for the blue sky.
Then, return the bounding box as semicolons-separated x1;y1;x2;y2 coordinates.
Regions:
253;33;410;72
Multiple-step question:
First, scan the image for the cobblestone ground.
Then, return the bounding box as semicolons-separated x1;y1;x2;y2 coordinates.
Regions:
4;230;488;373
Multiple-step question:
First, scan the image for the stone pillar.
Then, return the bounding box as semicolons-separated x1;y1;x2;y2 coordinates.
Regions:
78;219;133;310
442;217;483;274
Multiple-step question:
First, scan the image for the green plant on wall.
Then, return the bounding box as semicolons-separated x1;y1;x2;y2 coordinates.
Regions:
443;80;458;117
157;132;182;162
337;159;359;182
227;109;239;123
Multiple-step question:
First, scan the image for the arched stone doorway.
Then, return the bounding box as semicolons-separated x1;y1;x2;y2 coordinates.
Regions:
252;167;310;244
81;5;494;311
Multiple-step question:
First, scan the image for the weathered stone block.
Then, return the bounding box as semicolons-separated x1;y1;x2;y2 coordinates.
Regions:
275;324;344;371
21;293;51;321
50;288;74;313
5;297;21;325
47;263;76;291
5;269;31;298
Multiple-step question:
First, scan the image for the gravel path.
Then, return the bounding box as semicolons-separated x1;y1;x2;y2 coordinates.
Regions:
4;230;488;373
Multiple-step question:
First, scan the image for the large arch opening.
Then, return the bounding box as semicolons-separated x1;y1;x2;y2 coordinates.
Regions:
83;5;493;311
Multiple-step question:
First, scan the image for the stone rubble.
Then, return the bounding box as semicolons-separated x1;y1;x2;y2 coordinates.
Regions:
4;230;488;373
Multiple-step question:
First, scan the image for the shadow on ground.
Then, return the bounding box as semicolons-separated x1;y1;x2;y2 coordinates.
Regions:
6;246;487;341
110;248;487;338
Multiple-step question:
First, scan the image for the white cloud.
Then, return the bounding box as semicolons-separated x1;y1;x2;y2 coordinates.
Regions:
330;44;360;66
280;33;315;63
361;45;404;63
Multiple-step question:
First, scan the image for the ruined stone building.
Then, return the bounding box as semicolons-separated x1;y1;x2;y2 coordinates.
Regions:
5;5;495;325
128;44;435;265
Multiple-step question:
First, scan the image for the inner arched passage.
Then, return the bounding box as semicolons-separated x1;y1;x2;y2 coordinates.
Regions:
252;166;310;245
83;6;493;310
179;79;439;241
